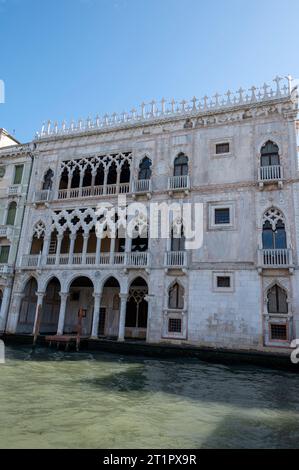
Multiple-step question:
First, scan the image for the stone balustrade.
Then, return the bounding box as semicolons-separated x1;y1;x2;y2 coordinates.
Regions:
7;185;21;196
0;264;14;275
0;226;12;238
164;251;187;268
168;175;190;192
259;165;283;182
21;251;150;269
33;189;53;203
258;248;293;267
132;179;152;194
57;182;130;200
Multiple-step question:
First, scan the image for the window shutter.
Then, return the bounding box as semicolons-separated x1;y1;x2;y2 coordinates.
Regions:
13;165;24;185
0;246;10;263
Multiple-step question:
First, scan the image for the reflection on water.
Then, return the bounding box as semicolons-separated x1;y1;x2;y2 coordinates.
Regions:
0;346;299;449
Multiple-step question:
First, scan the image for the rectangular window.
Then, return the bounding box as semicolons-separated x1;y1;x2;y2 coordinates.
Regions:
215;208;230;225
216;143;230;154
217;276;231;288
13;165;24;185
0;245;10;263
168;318;182;333
270;324;287;341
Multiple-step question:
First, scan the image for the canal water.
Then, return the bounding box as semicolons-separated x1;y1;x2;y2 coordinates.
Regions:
0;346;299;448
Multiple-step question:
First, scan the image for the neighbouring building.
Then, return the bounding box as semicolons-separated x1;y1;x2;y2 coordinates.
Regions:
0;131;32;331
4;76;299;352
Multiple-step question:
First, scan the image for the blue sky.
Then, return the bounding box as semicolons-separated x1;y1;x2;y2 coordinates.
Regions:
0;0;298;142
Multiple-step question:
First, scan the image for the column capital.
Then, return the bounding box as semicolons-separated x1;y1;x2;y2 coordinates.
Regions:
93;291;102;299
13;292;25;299
119;293;128;300
59;292;69;300
70;233;76;240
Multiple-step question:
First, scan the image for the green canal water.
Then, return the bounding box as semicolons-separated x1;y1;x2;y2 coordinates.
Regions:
0;346;299;449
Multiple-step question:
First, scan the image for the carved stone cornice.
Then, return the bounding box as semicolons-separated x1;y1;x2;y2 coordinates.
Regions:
34;94;297;146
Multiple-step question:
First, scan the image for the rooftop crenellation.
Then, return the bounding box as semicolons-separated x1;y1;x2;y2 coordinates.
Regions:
36;75;296;139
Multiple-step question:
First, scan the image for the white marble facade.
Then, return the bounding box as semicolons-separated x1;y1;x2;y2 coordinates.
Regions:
3;76;299;352
0;136;32;332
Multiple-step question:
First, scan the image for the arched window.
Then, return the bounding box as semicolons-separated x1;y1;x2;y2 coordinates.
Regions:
261;141;279;167
267;284;288;314
168;282;184;309
59;168;69;190
42;169;54;190
171;225;185;251
174;153;188;176
107;161;117;185
138;157;152;180
262;208;286;249
6;201;17;225
82;165;92;187
95;163;104;186
120;160;130;183
71;167;80;188
30;221;45;254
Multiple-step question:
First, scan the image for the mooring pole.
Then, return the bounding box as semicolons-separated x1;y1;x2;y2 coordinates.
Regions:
76;308;83;351
33;304;42;347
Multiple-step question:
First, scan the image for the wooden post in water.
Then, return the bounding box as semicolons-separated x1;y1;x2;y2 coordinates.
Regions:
76;308;84;351
33;304;42;347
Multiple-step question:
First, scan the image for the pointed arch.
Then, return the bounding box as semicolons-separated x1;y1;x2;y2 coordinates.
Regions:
30;221;46;254
42;168;54;190
267;283;288;314
125;276;148;337
168;280;185;309
262;207;287;249
39;277;61;334
174;152;188;176
260;140;280;167
16;277;38;334
138;156;152;180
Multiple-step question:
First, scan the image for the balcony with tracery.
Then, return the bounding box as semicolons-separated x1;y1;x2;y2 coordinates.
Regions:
257;207;294;273
55;151;132;201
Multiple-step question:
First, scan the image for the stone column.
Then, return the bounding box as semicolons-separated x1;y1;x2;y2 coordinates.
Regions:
82;232;89;264
2;202;9;225
32;291;45;335
95;235;102;265
42;235;51;265
109;236;116;264
125;235;132;266
68;233;76;264
67;170;72;190
55;234;63;265
118;293;128;341
79;171;84;196
91;171;96;191
5;292;25;333
144;294;154;343
0;285;12;332
103;170;108;195
116;168;121;193
91;292;102;338
57;292;68;335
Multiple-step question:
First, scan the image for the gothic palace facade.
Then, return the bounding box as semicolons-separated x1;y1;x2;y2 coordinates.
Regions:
0;76;299;352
